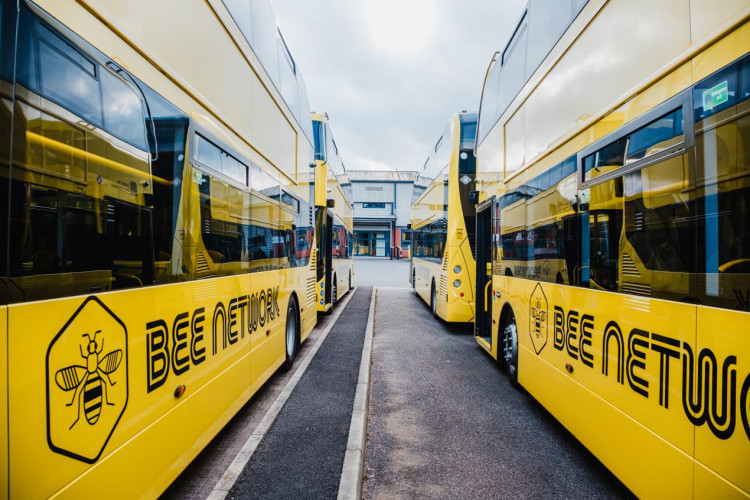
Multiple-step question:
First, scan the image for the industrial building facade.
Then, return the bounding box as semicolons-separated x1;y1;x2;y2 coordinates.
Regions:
349;170;417;258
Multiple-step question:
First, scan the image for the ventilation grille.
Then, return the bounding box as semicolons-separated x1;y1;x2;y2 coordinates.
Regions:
440;274;448;301
196;251;211;273
622;253;640;277
622;281;651;297
635;212;644;231
306;246;317;307
442;249;448;272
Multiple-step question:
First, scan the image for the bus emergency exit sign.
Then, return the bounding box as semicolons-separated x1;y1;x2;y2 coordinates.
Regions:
703;80;729;110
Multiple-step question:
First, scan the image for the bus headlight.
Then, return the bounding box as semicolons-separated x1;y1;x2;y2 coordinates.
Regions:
453;265;461;274
453;280;461;288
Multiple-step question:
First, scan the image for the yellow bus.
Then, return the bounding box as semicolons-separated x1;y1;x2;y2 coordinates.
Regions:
411;112;477;321
312;112;354;312
473;0;750;497
0;0;319;496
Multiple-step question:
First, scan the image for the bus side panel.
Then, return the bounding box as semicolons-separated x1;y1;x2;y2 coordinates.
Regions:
520;342;693;498
694;462;749;499
6;274;276;498
695;307;750;495
522;0;690;166
510;278;696;497
690;0;750;43
0;307;7;500
413;259;441;311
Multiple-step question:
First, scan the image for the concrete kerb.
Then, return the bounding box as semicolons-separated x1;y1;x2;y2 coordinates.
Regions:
207;287;359;500
337;286;377;500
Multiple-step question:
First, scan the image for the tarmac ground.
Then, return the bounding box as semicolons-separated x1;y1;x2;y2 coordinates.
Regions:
164;258;631;499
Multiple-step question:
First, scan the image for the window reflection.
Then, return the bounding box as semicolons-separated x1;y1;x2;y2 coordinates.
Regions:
39;25;102;125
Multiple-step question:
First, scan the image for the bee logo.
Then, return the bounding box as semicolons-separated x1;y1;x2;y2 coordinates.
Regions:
528;283;549;354
530;298;547;338
47;296;128;464
55;330;123;429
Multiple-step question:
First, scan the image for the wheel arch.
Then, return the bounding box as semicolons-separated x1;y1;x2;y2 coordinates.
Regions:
497;301;516;346
287;291;301;342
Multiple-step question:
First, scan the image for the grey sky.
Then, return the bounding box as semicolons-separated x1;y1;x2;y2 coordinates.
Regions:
272;0;526;171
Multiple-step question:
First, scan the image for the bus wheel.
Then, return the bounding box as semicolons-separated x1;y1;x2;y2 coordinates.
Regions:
430;281;437;318
412;270;417;293
332;275;338;306
282;296;299;372
501;308;520;388
349;270;352;290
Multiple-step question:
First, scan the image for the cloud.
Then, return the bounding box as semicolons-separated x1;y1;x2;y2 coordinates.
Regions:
272;0;527;171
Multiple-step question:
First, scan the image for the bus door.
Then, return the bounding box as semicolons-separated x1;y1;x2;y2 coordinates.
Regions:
475;198;494;344
325;211;333;305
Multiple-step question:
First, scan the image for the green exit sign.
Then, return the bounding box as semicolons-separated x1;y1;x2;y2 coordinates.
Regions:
703;80;729;111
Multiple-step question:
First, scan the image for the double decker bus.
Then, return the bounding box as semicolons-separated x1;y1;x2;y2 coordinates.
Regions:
411;112;477;321
312;112;354;313
0;0;318;496
473;0;750;496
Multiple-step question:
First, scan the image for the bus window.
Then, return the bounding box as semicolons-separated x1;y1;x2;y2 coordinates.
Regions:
694;107;750;310
101;70;148;150
626;108;683;163
38;24;102;126
583;137;626;182
621;153;696;300
4;184;155;302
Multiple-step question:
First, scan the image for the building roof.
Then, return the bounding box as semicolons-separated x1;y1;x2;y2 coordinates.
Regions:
347;170;419;182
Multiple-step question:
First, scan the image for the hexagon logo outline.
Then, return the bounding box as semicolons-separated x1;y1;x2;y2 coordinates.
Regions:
529;282;548;354
46;295;129;464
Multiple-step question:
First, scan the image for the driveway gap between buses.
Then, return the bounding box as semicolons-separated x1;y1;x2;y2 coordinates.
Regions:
226;286;373;499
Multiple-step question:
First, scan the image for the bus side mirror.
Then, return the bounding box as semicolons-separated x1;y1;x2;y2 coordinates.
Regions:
326;198;335;208
469;191;479;205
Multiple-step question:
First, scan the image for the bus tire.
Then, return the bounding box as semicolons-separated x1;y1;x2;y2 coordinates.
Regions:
412;269;417;292
500;306;520;389
332;274;338;307
349;270;352;290
282;295;300;372
430;280;437;318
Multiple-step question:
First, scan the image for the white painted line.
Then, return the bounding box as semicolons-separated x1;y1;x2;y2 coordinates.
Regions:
337;287;377;500
207;287;359;500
